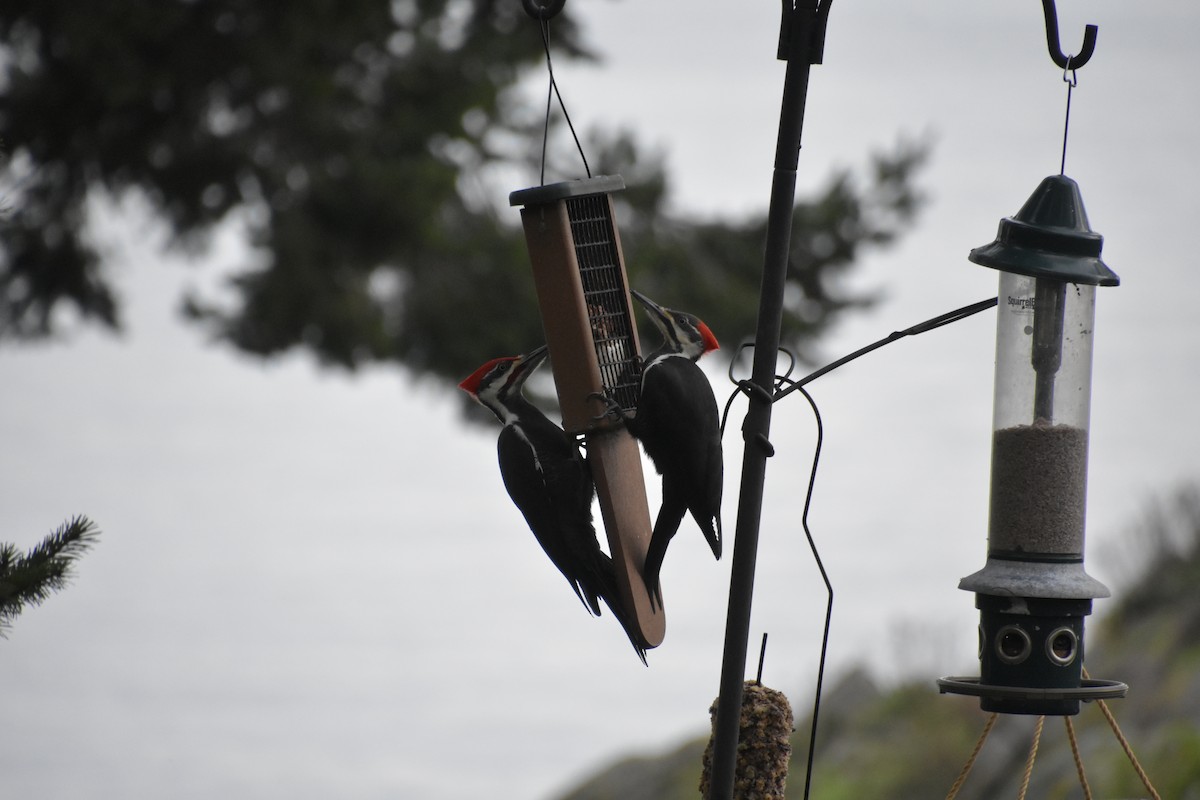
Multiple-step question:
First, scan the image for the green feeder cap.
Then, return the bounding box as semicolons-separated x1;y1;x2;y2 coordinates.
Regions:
969;175;1119;286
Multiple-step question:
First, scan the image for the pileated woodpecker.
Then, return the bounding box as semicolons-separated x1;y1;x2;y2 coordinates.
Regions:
626;290;723;605
459;345;647;664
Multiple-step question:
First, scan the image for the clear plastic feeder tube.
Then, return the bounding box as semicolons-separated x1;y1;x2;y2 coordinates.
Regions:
988;271;1097;559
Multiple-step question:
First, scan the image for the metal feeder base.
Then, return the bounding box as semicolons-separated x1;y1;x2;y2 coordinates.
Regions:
937;676;1127;716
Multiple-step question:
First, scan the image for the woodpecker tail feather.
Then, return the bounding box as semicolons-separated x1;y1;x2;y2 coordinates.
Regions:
642;497;687;612
595;557;648;666
695;511;722;561
572;580;604;617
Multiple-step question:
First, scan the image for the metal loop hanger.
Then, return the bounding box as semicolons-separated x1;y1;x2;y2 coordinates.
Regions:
1041;0;1098;70
522;0;565;21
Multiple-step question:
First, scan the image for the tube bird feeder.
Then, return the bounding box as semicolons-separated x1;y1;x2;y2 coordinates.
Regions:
509;175;664;649
939;174;1126;715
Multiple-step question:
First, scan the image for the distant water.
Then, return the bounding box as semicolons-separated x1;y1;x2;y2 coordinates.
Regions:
3;2;1198;797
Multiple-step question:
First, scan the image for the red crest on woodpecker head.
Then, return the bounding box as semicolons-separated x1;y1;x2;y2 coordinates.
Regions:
458;356;515;396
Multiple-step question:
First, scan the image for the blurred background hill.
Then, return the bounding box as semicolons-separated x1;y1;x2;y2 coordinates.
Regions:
558;484;1200;800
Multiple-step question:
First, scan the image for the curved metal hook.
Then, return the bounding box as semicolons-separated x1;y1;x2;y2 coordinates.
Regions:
1041;0;1098;70
522;0;565;21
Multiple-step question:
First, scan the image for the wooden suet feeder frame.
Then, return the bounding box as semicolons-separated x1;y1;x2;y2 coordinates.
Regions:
509;175;664;649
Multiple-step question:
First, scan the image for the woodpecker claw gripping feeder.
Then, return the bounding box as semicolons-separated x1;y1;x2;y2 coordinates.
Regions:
508;176;664;651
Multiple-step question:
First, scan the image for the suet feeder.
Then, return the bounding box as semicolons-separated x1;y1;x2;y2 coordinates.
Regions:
509;175;664;649
939;174;1126;715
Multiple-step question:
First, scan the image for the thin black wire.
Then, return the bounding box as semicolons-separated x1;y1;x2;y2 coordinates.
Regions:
1060;61;1077;176
721;297;997;463
720;344;793;436
772;296;998;403
755;632;769;685
536;19;590;185
785;381;830;800
718;353;827;798
716;295;998;798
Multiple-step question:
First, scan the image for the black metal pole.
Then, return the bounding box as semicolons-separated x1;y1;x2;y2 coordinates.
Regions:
707;3;829;798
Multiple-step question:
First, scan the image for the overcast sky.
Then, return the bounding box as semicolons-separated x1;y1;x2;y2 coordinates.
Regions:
3;2;1197;799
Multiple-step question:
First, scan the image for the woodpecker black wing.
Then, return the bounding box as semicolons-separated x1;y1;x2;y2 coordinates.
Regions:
496;415;603;614
628;354;723;601
496;421;648;663
462;346;648;664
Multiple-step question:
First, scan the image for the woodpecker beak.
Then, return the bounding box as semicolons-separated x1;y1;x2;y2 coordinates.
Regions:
631;289;719;355
515;344;549;377
630;289;672;337
504;343;549;388
506;345;549;393
458;344;549;397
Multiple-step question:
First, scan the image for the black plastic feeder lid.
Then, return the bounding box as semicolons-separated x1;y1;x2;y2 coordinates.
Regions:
509;175;626;207
969;174;1120;287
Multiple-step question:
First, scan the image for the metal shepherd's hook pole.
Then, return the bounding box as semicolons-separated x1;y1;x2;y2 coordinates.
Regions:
707;2;831;798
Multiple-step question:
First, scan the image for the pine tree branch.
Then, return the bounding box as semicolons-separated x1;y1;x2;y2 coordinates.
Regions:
0;516;100;636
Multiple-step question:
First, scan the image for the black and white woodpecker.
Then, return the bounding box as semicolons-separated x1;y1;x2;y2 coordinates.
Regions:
626;290;723;606
459;344;647;665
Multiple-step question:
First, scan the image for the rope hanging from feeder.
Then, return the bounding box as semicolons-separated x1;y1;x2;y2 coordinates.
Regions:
942;676;1162;799
1065;715;1092;799
1084;667;1162;799
944;712;998;800
1016;715;1046;800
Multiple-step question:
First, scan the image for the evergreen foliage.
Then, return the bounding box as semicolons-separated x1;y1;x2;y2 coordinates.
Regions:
0;515;99;636
0;2;927;383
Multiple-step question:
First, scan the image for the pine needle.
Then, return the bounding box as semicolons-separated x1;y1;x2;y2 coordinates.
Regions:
0;516;100;635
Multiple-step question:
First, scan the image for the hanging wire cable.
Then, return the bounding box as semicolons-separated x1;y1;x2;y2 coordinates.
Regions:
535;18;590;184
724;296;996;425
1060;60;1077;175
720;344;795;436
772;296;998;404
788;383;831;800
716;296;997;799
718;348;827;800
